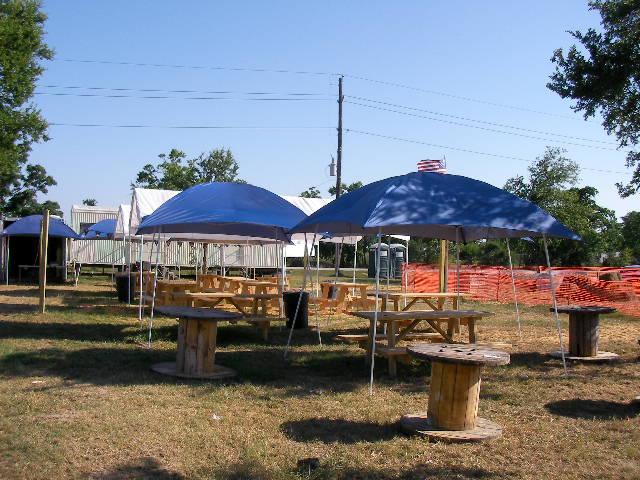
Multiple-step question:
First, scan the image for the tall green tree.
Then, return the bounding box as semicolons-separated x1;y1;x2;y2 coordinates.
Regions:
621;210;640;262
300;186;321;198
0;0;59;216
505;147;620;266
547;0;640;197
328;181;363;197
82;198;97;206
133;148;245;190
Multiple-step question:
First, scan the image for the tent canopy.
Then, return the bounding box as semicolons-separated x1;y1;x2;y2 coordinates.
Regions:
129;187;180;232
0;215;79;239
81;218;116;239
291;172;581;242
137;182;307;242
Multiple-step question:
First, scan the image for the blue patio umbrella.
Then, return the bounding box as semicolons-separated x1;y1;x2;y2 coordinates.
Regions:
136;182;307;241
0;215;79;239
291;171;580;241
81;218;116;239
291;171;579;389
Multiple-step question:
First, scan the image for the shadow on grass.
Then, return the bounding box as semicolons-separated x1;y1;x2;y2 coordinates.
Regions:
545;399;640;420
0;321;145;343
0;344;366;392
508;352;558;372
325;465;501;480
0;288;112;298
85;457;183;479
281;417;398;444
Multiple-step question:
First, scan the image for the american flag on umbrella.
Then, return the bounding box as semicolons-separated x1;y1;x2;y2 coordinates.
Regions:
417;158;447;173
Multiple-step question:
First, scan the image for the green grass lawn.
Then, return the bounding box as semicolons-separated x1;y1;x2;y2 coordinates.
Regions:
0;276;638;479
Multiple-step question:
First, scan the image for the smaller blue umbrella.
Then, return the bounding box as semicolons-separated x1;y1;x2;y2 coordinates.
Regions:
81;218;116;239
0;215;79;239
136;182;307;242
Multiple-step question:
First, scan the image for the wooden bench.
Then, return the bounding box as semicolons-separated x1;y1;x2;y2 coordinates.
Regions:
335;332;442;349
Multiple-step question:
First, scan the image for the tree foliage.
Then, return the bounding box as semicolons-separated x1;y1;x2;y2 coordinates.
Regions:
547;0;640;197
133;148;245;190
505;147;621;266
300;186;321;198
621;210;640;262
82;198;97;206
0;0;59;216
328;181;363;197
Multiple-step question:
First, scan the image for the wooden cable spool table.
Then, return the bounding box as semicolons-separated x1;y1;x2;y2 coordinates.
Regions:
549;306;619;363
151;305;242;379
400;343;510;443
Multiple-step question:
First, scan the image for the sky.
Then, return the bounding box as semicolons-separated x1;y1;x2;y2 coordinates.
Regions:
29;1;638;220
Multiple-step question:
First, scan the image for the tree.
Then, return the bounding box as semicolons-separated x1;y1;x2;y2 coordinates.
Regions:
328;181;363;197
300;187;321;198
133;148;245;190
621;210;640;263
505;147;620;266
0;0;59;217
547;0;640;197
82;198;97;206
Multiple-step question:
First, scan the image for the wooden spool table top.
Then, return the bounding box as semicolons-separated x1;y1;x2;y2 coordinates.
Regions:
407;343;510;366
551;306;617;315
154;305;241;322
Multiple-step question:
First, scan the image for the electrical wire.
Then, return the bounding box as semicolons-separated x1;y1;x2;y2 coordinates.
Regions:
36;92;332;101
58;58;340;77
345;128;631;175
347;96;616;145
346;100;619;151
38;84;330;96
49;123;334;129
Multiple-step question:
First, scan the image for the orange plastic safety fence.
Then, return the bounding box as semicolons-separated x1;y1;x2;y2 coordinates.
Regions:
403;264;640;318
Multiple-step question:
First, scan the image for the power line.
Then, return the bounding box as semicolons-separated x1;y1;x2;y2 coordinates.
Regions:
345;128;630;175
36;92;332;101
49;123;334;129
347;96;615;145
58;58;340;77
57;58;582;122
344;74;589;122
346;100;619;151
38;84;330;96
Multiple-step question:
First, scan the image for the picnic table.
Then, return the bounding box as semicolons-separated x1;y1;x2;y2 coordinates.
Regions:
155;279;197;305
374;292;468;311
150;305;241;379
179;291;244;312
240;280;279;294
349;309;494;376
400;343;510;442
319;281;371;312
550;306;619;362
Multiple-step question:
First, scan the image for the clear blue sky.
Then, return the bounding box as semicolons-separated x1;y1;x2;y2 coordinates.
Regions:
30;1;636;220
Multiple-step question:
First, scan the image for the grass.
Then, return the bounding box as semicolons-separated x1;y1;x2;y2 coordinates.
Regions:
0;275;638;479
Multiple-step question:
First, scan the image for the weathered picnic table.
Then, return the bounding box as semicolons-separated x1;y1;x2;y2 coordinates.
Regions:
319;281;371;312
374;292;468;311
150;305;241;379
349;309;494;376
400;343;510;442
550;305;619;362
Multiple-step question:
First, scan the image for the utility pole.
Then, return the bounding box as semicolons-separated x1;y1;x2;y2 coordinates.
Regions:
334;75;344;276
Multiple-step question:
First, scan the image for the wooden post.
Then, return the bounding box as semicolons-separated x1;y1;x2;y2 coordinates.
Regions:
439;240;449;293
38;210;50;314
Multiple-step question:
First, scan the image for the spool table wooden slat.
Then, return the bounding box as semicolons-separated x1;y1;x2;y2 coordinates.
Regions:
400;343;510;443
549;306;619;363
151;305;242;379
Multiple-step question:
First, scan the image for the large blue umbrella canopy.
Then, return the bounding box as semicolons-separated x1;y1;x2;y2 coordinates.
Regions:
0;215;80;239
81;218;116;239
291;172;580;242
136;182;307;242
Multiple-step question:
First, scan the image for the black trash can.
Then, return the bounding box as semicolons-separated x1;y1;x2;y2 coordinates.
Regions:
283;290;309;329
115;273;136;303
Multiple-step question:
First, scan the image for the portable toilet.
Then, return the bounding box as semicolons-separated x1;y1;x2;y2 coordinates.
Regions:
389;243;407;279
368;243;390;278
